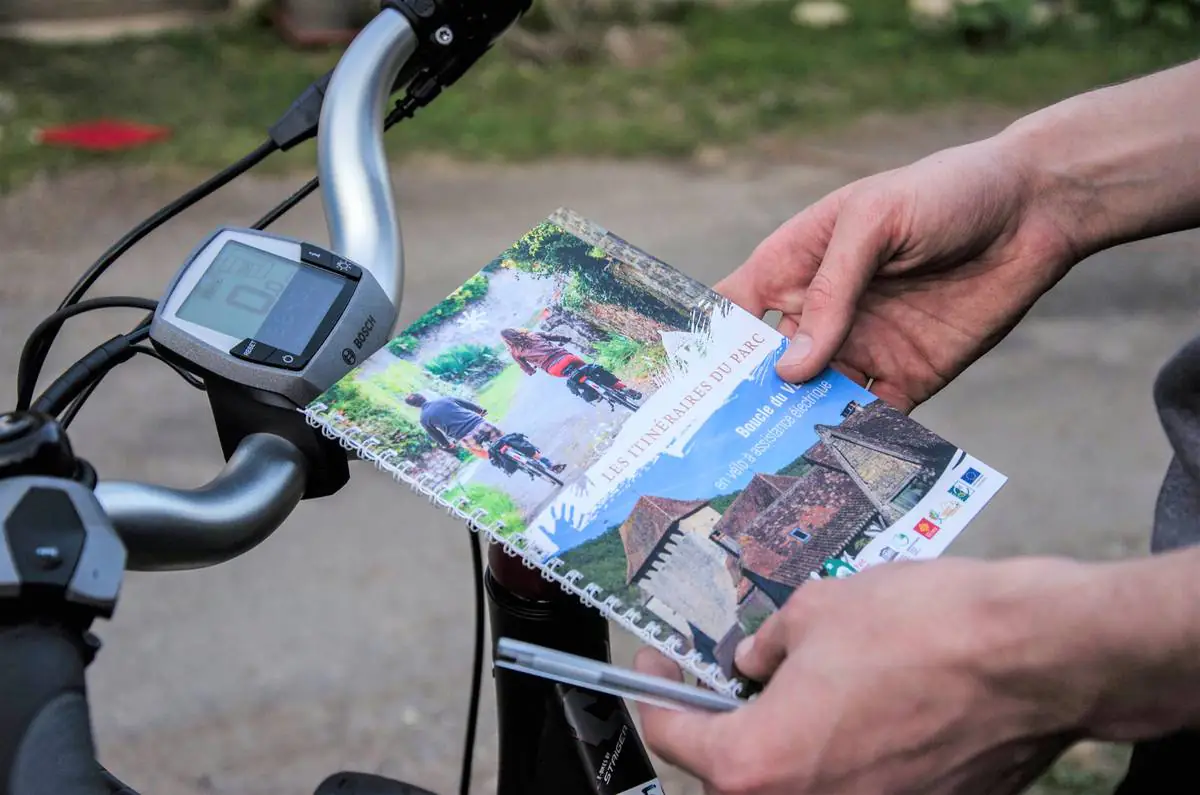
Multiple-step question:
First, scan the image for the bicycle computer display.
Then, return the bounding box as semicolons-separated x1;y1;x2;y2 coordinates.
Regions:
150;226;396;406
175;240;343;355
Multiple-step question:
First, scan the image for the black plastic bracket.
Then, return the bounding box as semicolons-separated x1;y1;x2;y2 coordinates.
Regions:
381;0;532;100
203;376;349;500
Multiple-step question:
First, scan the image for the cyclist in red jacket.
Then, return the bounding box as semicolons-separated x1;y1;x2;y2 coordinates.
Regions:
499;327;642;404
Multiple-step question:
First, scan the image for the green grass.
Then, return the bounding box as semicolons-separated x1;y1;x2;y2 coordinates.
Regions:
3;2;1198;189
475;363;525;422
442;483;527;537
355;360;427;418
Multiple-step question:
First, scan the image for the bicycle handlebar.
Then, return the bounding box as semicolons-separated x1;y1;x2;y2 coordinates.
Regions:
319;9;415;309
94;434;307;571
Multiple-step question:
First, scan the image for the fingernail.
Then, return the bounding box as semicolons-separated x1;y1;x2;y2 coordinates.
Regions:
779;333;812;368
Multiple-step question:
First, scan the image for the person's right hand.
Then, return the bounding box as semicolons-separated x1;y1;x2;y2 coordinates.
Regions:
717;134;1086;412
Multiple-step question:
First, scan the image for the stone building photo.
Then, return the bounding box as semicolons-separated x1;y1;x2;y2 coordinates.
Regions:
615;397;959;672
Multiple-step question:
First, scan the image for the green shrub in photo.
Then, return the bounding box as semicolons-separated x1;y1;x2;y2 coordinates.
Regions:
425;343;508;387
593;333;670;381
442;484;528;537
387;334;420;357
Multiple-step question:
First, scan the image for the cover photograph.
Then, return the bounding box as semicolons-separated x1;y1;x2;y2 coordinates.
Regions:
305;208;1006;695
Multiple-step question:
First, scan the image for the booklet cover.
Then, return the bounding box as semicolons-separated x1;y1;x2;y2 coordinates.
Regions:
304;208;1006;695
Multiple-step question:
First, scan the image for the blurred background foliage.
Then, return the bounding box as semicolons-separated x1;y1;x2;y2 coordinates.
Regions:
2;0;1198;191
2;0;1197;189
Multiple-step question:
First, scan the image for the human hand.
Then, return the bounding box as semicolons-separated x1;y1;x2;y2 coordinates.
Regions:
633;557;1106;794
717;135;1084;411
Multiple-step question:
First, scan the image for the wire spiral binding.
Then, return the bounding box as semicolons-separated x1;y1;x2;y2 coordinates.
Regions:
304;402;742;698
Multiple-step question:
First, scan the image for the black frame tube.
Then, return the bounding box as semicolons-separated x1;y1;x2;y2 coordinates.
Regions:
484;545;661;795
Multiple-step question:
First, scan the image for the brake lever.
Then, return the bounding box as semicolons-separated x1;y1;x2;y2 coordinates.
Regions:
384;0;532;85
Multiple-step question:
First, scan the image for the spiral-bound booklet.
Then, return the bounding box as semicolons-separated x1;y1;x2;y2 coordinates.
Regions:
304;208;1007;696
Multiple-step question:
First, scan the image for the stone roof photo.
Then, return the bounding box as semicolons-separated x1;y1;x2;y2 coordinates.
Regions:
618;495;708;584
737;466;877;587
804;398;956;472
711;472;801;544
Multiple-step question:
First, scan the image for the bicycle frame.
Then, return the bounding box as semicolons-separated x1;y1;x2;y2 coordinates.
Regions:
494;443;563;486
486;545;664;795
572;374;638;413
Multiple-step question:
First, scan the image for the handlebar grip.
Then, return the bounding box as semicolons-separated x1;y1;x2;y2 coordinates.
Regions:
0;621;110;795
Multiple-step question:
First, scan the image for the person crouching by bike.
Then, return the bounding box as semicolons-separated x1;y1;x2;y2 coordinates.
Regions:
499;327;642;405
403;393;566;474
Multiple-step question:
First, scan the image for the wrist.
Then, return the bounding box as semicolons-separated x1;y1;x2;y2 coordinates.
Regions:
965;556;1116;738
992;59;1200;259
990;110;1118;263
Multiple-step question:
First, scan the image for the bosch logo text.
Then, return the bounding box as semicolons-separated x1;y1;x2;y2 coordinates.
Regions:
353;315;376;349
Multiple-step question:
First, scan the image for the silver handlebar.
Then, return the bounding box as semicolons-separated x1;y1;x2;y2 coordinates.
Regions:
96;10;419;570
95;434;307;571
320;9;415;308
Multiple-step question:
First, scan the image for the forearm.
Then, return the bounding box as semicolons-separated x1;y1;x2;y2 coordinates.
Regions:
997;58;1200;257
1003;548;1200;742
1079;546;1200;740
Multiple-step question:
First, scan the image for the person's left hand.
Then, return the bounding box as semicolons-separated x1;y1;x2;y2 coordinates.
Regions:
632;556;1103;794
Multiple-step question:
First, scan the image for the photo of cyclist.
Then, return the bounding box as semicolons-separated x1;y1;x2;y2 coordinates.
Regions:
404;393;566;474
499;326;643;405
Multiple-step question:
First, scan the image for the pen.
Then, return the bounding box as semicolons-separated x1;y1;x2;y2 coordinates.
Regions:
495;637;745;713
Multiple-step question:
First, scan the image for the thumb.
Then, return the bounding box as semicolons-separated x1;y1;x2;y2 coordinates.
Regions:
733;609;796;683
777;195;898;384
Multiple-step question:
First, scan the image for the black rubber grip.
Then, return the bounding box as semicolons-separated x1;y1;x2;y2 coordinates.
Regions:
0;622;110;795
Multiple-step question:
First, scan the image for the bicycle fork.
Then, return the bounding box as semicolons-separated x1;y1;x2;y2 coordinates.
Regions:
484;544;664;795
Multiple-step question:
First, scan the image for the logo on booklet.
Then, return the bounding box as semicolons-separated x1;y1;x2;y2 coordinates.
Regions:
822;558;859;578
879;546;899;562
960;466;985;486
948;481;974;501
929;501;961;523
915;518;940;540
893;531;914;549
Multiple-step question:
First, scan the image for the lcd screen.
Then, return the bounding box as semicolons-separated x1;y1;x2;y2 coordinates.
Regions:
176;240;344;353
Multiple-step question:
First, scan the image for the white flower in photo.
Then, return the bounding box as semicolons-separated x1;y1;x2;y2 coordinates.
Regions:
457;308;488;333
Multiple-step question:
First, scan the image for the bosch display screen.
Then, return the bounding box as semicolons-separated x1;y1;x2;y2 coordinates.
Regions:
176;240;343;353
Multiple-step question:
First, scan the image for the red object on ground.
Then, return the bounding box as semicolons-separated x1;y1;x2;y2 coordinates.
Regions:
34;120;172;151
